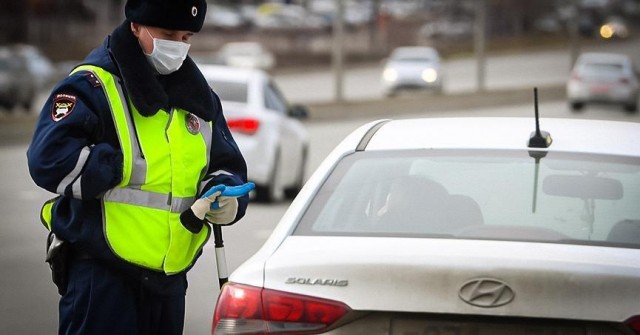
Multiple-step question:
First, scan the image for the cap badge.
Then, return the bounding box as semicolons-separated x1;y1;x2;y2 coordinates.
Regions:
51;94;77;122
186;113;201;134
191;6;197;17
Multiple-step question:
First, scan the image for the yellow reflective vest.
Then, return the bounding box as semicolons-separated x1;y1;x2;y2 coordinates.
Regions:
42;65;213;274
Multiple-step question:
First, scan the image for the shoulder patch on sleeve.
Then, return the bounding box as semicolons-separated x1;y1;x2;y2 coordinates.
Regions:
51;94;77;122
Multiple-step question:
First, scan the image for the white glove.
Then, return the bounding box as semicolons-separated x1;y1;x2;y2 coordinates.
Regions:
205;196;238;225
190;191;221;220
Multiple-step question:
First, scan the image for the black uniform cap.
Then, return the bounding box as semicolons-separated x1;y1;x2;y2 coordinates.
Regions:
125;0;207;32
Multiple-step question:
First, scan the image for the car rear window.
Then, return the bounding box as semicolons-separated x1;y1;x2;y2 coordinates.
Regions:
294;149;640;249
208;80;248;103
579;62;625;77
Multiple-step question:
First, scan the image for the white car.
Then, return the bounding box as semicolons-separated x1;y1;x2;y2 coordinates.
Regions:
567;52;639;113
204;5;248;31
200;64;309;202
381;46;444;97
212;117;640;334
0;44;55;111
214;42;276;71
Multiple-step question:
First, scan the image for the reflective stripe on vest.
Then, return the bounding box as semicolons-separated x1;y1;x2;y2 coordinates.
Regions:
71;65;213;274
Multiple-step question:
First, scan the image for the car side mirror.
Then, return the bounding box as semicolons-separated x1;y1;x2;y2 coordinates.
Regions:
288;104;309;119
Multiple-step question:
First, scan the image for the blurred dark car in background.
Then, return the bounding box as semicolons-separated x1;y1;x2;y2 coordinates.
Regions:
567;52;639;113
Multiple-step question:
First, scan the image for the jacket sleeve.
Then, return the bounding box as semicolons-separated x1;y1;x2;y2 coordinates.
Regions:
200;90;249;225
27;72;123;200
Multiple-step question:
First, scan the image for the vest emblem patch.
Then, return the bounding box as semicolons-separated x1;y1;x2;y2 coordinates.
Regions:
51;94;77;122
186;113;200;135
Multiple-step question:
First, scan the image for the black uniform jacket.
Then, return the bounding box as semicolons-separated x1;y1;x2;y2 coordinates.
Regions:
27;21;248;293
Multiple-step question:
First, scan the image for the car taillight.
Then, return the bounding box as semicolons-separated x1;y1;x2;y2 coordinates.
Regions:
212;283;351;335
626;315;640;334
227;118;260;135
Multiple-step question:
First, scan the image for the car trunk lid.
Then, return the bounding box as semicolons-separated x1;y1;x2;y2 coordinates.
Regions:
263;236;640;323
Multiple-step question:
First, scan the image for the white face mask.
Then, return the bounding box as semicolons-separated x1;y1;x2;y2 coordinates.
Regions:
143;28;190;75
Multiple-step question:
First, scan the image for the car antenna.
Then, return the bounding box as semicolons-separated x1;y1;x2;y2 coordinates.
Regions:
528;87;551;213
528;87;552;148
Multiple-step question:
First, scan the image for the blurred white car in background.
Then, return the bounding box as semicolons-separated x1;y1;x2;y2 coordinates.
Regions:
200;64;309;202
254;3;330;31
214;42;276;71
12;44;56;90
381;46;444;97
0;44;54;112
204;4;249;31
212;117;640;335
0;48;34;111
567;52;639;112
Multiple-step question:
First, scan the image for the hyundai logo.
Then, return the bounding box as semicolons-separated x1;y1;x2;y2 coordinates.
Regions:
459;278;515;308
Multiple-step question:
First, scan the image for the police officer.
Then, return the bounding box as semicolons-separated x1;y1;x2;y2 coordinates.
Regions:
27;1;249;334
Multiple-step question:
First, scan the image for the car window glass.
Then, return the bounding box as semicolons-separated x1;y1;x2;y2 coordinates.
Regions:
0;56;26;71
208;80;248;103
394;56;434;62
264;81;287;114
26;52;53;74
295;150;640;249
0;57;13;70
391;48;439;62
581;63;624;76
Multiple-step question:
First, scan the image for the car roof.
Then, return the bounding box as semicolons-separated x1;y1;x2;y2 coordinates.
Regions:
198;63;268;83
220;41;266;50
576;52;631;64
391;46;440;58
351;117;640;157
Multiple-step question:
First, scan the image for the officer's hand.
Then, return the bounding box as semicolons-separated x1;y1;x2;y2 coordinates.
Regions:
205;196;238;225
191;185;224;220
205;182;254;225
180;185;225;234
